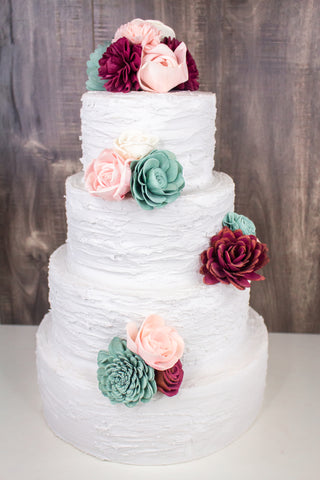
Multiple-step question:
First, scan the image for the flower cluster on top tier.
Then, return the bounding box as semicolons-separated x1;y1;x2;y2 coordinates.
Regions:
200;213;269;290
86;19;199;93
97;315;184;407
84;130;185;210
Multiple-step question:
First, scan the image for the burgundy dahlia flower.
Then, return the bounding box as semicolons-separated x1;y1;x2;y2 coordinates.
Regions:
155;360;184;397
98;37;142;93
162;36;199;91
200;227;269;290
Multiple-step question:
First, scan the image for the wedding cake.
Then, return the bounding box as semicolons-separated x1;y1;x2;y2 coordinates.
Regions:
36;19;269;465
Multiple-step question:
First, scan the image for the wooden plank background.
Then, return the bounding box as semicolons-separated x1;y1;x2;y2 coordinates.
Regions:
0;0;319;332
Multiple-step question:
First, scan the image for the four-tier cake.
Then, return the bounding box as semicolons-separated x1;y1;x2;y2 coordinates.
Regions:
36;19;269;465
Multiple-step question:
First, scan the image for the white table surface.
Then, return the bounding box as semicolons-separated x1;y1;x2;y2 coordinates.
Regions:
0;326;319;480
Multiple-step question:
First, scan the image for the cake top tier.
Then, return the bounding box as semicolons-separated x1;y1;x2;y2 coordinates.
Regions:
86;18;200;94
81;90;216;192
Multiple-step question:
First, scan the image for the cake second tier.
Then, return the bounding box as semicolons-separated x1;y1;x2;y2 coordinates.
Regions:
48;244;250;383
66;171;234;291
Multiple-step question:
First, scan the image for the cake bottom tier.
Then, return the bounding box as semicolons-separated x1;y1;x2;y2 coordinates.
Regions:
36;308;268;465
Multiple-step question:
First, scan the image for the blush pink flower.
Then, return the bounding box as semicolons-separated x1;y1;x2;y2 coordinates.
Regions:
126;315;184;371
85;149;131;201
162;37;199;91
113;18;161;48
138;42;188;93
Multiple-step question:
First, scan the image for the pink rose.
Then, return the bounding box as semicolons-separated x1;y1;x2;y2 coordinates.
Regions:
84;149;131;201
126;315;184;371
138;42;188;93
113;18;161;48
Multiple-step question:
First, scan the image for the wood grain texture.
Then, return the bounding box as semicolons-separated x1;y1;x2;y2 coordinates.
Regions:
1;0;319;332
217;0;320;332
0;0;92;324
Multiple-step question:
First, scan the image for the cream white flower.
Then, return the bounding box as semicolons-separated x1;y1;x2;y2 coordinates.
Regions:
113;130;159;161
145;19;176;40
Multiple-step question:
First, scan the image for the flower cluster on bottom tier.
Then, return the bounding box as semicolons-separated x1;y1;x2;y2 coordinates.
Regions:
37;308;267;465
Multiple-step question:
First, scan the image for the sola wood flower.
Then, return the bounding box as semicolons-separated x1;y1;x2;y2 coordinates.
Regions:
113;18;161;48
200;227;269;290
138;42;188;93
97;337;157;407
222;212;256;236
155;360;184;397
126;315;184;371
145;20;175;40
85;148;131;201
162;37;199;91
99;38;142;93
86;41;111;91
113;130;159;161
130;149;185;210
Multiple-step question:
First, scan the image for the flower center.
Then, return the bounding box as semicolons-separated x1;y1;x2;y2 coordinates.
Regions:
152;168;167;189
115;371;130;393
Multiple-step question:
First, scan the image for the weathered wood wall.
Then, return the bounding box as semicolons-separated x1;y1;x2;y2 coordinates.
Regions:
1;0;319;332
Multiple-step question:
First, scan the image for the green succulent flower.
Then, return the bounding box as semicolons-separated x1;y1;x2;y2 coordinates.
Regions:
86;42;110;91
222;212;256;236
130;150;185;210
97;337;157;408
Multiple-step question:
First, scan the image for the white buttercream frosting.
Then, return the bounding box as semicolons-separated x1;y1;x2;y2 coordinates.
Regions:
66;171;234;290
80;91;216;192
37;309;268;465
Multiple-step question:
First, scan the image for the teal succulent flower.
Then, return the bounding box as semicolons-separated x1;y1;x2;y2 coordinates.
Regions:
86;42;110;91
222;212;256;236
130;150;185;210
97;337;157;408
